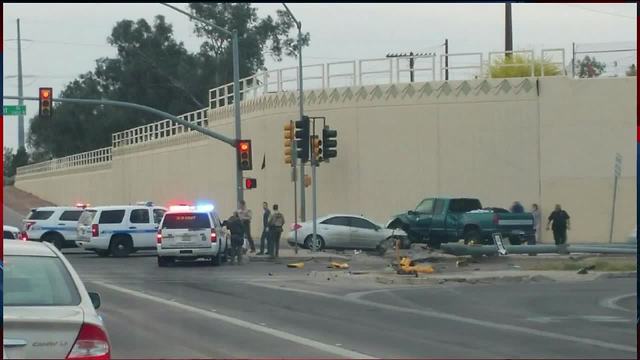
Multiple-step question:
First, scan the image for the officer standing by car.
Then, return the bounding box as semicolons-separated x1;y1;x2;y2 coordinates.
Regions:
267;204;285;259
257;202;271;255
546;204;571;252
237;200;255;253
223;212;245;264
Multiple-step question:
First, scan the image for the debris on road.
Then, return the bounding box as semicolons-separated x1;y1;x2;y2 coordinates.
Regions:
577;264;596;274
287;262;305;269
328;262;350;269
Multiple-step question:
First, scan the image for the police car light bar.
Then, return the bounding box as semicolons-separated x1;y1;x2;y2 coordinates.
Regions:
136;201;154;206
169;205;192;212
195;204;214;212
75;203;90;209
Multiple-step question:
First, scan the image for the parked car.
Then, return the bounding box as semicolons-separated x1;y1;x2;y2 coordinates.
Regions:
286;214;406;255
3;239;111;359
156;204;229;267
22;205;89;249
388;197;535;248
4;225;21;240
76;204;167;257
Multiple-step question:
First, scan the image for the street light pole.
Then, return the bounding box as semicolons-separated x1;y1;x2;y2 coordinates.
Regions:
283;3;306;224
160;3;244;205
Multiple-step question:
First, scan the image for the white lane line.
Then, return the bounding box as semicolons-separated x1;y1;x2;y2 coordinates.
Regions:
600;293;637;313
91;281;375;359
250;282;636;354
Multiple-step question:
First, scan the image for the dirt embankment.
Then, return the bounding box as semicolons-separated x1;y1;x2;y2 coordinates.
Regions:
3;186;56;214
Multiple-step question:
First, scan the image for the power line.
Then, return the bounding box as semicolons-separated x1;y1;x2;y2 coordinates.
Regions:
563;4;636;20
4;38;111;47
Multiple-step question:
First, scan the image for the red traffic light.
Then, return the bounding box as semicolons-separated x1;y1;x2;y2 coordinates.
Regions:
237;139;252;171
244;178;257;189
39;87;53;118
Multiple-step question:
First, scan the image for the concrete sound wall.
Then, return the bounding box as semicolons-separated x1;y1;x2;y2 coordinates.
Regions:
16;76;636;243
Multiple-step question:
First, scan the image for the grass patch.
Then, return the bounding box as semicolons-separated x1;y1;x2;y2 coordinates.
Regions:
528;260;637;272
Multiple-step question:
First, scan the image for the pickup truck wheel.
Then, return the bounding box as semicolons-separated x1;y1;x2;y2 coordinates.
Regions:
464;230;482;245
508;236;523;245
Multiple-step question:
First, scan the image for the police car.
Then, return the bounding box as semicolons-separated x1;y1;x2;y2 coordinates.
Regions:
156;204;229;267
76;202;167;257
22;204;90;249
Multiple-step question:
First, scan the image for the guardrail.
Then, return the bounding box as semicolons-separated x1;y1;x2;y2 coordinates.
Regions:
208;49;566;109
16;147;112;176
112;108;209;149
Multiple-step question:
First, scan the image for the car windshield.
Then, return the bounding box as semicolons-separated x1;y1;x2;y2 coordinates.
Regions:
3;255;81;306
162;213;211;229
415;199;435;214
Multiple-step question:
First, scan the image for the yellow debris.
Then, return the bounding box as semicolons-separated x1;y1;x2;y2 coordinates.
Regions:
328;262;350;269
287;262;305;269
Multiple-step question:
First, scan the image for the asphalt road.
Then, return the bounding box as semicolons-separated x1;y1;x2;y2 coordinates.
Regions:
59;248;637;359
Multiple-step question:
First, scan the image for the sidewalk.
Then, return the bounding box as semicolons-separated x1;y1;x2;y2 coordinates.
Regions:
248;248;351;262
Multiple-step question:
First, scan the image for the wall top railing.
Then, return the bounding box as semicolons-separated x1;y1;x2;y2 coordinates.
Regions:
209;48;569;109
16;147;112;176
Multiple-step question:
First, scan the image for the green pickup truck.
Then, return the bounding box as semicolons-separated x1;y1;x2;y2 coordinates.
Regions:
387;197;535;248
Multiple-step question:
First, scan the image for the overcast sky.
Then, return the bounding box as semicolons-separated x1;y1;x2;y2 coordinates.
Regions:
2;2;637;151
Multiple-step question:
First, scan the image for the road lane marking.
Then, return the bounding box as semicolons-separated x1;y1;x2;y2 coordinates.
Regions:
250;282;636;354
527;315;632;323
91;281;375;359
600;293;636;313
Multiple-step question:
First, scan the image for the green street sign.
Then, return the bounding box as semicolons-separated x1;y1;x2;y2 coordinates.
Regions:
3;105;27;116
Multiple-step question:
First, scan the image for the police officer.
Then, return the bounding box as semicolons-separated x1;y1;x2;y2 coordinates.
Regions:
223;211;245;264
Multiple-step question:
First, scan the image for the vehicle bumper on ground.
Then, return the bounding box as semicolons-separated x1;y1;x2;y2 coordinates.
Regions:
157;246;220;258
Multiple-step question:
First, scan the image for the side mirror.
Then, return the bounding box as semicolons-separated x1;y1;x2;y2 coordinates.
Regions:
88;292;101;309
408;210;416;216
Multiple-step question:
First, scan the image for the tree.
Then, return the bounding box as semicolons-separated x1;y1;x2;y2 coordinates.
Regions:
3;146;29;178
4;147;15;177
626;64;636;76
27;4;307;158
576;55;606;78
488;54;562;78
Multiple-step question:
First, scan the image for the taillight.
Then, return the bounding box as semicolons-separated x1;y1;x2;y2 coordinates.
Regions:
211;229;217;243
91;224;99;237
20;232;28;241
493;214;499;225
156;231;163;244
66;323;110;360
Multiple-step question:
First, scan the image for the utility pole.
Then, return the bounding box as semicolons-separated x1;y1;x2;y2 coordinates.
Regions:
386;52;434;82
444;39;449;80
283;3;306;222
17;19;25;148
505;3;513;59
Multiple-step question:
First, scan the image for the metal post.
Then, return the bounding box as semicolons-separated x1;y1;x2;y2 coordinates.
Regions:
609;153;622;243
572;42;576;78
311;119;318;251
17;19;24;148
232;30;243;205
409;51;415;83
444;39;449;81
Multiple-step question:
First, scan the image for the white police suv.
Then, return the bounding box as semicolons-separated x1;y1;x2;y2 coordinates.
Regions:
76;202;167;257
156;204;229;267
22;204;90;249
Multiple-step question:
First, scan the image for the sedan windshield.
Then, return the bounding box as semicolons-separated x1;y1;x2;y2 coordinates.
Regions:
4;255;81;306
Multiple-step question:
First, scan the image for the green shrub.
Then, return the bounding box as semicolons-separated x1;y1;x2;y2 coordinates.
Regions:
489;54;562;78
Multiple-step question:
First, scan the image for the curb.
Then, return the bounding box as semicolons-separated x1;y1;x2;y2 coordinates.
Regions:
596;271;637;279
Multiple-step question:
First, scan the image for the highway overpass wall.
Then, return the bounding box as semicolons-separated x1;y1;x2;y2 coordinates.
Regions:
15;77;636;243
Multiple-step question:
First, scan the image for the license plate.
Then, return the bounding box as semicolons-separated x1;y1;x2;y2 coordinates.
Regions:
179;250;193;254
181;235;192;241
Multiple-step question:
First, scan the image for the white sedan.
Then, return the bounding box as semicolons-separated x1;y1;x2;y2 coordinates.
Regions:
286;214;406;255
3;239;111;359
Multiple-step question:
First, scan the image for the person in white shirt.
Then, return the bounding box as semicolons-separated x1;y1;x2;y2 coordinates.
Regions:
237;200;255;253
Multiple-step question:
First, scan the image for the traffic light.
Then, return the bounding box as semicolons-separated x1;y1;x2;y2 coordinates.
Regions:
39;87;53;118
244;177;257;189
237;139;252;170
311;135;323;163
283;121;294;165
322;126;338;160
295;115;310;163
